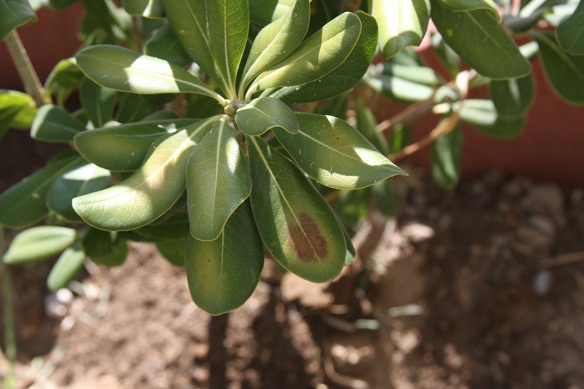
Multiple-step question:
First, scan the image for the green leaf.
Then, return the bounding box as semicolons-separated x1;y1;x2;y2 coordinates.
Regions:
0;153;80;228
242;0;310;88
275;11;378;104
47;245;85;291
355;98;388;155
80;77;117;129
459;99;525;138
249;12;362;93
121;0;164;18
437;0;498;19
4;226;76;265
0;0;37;40
234;97;298;136
372;180;398;217
145;24;191;67
31;104;86;142
490;73;535;118
431;123;462;189
156;238;186;266
79;0;134;45
372;0;430;59
556;0;584;55
274;113;406;190
76;45;223;102
186;117;251;240
207;0;249;97
161;0;231;96
249;0;295;26
134;212;190;241
376;63;441;86
115;94;156;123
364;73;435;102
430;0;531;79
0;90;36;138
534;32;584;104
74;118;197;171
185;202;264;315
82;228;127;266
73;119;216;231
247;136;346;282
48;0;79;9
47;162;111;221
44;58;84;106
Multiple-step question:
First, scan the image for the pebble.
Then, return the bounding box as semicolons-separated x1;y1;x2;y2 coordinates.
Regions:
533;269;553;295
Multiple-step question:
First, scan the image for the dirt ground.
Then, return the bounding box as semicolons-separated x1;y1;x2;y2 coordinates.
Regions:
1;131;584;389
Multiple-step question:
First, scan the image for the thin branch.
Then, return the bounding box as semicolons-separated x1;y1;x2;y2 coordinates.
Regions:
377;99;436;136
4;30;50;106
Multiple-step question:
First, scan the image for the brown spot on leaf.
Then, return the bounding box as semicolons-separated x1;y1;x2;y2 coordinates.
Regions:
286;212;328;262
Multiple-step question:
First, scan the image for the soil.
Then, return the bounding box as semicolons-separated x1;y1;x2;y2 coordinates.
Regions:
1;131;584;389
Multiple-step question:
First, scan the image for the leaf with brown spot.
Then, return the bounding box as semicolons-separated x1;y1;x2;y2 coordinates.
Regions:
247;136;345;283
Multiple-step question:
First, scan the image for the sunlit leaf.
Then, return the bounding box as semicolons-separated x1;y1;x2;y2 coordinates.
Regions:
235;97;298;135
459;99;525;138
185;202;264;315
145;24;191;67
372;0;430;59
31;104;86;142
247;136;346;282
4;226;76;265
47;244;85;291
376;63;441;86
364;73;435;102
186;117;251;241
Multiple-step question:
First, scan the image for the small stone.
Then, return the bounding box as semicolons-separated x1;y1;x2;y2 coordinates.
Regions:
533;269;553;295
401;222;435;243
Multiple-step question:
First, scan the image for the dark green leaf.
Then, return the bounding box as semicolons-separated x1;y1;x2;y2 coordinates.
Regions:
235;97;298;135
247;136;346;282
134;212;190;240
44;58;84;106
79;0;133;45
145;24;191;66
437;0;498;19
47;244;85;291
459;99;525;138
431;123;462;189
0;0;37;40
372;180;398;217
115;94;156;123
31;105;86;142
556;0;584;54
80;77;117;128
4;226;76;265
156;238;186;266
490;73;535;118
82;228;127;266
355;98;389;155
185;202;264;315
121;0;165;18
48;0;79;9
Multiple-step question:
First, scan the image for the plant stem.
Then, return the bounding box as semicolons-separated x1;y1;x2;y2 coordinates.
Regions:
1;230;17;389
4;30;50;106
376;99;436;136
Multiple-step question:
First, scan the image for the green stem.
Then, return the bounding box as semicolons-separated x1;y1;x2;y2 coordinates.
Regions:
1;229;17;389
4;30;50;106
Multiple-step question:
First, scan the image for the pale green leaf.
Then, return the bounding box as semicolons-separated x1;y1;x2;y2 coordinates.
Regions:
185;202;264;315
364;73;435;102
430;0;531;79
0;0;37;40
274;113;406;190
73;119;217;231
74;118;197;171
0;153;80;228
4;226;76;265
234;97;298;135
186;117;251;241
249;12;362;93
372;0;430;59
31;104;85;142
376;63;441;86
242;0;310;88
247;136;346;282
76;45;224;102
47;245;85;291
0;90;36;137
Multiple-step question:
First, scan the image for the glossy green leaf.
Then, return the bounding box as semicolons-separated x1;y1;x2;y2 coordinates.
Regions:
437;0;498;19
534;32;584;104
80;77;117;128
248;136;346;282
0;153;80;228
376;63;441;86
430;0;531;79
4;226;76;265
161;0;231;96
372;0;430;59
556;0;584;55
490;74;535;118
242;0;310;88
145;24;191;67
355;99;388;155
47;245;85;291
459;99;525;138
74;118;197;171
364;74;435;102
73;119;216;231
235;97;298;135
47;163;111;221
82;228;127;266
187;117;251;240
0;0;37;40
275;11;378;104
207;0;249;96
156;238;186;266
274;113;406;190
249;12;362;93
31;105;86;142
122;0;164;18
115;94;156;124
185;202;264;315
431;123;462;189
76;45;223;102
